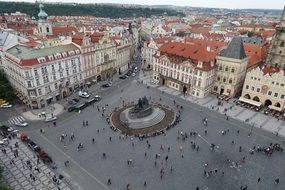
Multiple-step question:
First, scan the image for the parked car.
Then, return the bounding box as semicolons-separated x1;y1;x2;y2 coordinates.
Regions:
15;122;28;127
45;116;57;122
0;103;12;108
0;125;14;133
102;83;112;88
132;73;136;77
119;75;127;79
68;98;79;105
94;95;101;101
0;138;9;146
78;91;90;98
67;106;76;112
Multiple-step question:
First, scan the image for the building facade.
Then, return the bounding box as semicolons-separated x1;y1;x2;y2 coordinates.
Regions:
213;37;249;97
3;44;83;109
115;37;131;74
240;6;285;112
94;33;117;81
152;42;216;98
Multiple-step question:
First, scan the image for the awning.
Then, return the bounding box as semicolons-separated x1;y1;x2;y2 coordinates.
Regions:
239;97;262;107
268;105;283;112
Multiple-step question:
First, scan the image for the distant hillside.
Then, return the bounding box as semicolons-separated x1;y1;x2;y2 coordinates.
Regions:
0;2;184;18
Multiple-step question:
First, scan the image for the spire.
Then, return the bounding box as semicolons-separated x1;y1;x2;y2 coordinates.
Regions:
220;37;247;60
38;4;48;20
281;6;285;27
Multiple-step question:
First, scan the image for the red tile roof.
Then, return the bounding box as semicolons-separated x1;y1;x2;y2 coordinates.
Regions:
262;66;280;75
158;42;218;71
52;26;78;36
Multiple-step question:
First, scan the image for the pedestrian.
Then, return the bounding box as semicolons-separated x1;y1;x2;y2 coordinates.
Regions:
144;181;147;187
109;137;112;142
258;177;261;183
204;130;207;135
275;178;280;184
92;138;95;144
165;155;169;161
107;178;112;185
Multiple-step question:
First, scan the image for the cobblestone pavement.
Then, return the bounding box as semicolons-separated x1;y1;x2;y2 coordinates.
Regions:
0;137;71;190
139;71;285;138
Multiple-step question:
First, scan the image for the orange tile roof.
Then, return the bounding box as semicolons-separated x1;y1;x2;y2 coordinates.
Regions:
52;26;78;36
158;42;218;71
262;66;280;75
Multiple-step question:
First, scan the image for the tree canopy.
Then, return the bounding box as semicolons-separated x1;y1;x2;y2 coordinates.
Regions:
0;70;16;101
0;2;184;18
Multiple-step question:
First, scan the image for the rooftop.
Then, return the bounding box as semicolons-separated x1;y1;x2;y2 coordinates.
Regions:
7;44;79;60
220;37;247;60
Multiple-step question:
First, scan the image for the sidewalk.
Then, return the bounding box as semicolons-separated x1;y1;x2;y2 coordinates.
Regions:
22;103;64;121
139;71;285;138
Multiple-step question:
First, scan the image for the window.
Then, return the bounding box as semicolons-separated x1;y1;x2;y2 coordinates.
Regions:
53;75;56;81
281;84;285;87
268;91;272;95
281;41;285;47
54;83;58;89
223;78;226;82
229;79;232;84
219;66;222;70
43;76;49;83
27;81;32;88
257;88;260;92
217;76;220;81
51;65;55;72
281;95;285;99
231;68;235;73
272;81;275;85
245;85;249;89
251;86;255;91
225;67;228;71
36;79;40;86
34;69;38;76
38;88;42;96
274;93;278;97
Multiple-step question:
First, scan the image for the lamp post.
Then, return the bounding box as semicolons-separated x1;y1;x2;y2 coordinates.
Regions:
249;122;254;137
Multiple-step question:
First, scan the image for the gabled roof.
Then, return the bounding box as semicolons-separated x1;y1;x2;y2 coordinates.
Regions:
220;37;247;60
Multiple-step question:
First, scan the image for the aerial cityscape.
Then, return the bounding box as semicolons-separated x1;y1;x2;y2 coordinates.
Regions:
0;1;285;190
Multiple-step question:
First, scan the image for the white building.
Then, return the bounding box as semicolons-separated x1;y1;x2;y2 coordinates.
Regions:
152;41;217;98
2;43;83;108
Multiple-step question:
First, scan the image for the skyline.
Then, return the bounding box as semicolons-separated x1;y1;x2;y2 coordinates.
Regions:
6;0;285;9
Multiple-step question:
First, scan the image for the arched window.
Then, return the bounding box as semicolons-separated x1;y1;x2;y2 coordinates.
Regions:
46;27;49;33
225;67;228;71
229;78;233;84
217;76;220;81
231;68;235;73
281;41;284;47
219;66;222;70
223;78;226;82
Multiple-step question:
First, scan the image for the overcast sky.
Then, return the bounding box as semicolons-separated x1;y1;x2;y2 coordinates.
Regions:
8;0;285;9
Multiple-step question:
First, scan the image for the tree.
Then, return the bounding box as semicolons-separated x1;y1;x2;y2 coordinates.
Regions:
0;166;12;190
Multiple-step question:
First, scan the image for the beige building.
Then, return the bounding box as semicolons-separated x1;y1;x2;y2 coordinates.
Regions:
152;42;217;98
113;36;131;74
213;37;249;97
94;33;117;81
240;6;285;111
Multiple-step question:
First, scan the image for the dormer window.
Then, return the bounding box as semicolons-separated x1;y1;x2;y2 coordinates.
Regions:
48;55;54;61
55;53;62;59
68;51;75;56
37;57;46;63
75;50;80;54
62;52;67;58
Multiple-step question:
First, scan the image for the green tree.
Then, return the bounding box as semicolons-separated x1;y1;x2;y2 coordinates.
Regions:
0;166;12;190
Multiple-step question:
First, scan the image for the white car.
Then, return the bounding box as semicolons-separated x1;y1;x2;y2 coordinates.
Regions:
0;103;12;108
78;91;90;98
0;138;9;146
15;122;28;127
45;116;57;122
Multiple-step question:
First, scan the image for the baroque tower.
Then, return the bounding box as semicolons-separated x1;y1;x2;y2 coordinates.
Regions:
265;6;285;69
37;4;52;36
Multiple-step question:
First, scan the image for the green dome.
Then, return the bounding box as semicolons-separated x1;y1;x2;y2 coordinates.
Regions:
38;4;48;20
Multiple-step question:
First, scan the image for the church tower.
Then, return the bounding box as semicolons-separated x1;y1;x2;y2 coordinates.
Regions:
37;4;52;36
265;6;285;69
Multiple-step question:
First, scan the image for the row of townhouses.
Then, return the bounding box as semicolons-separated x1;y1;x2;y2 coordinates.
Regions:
0;4;135;109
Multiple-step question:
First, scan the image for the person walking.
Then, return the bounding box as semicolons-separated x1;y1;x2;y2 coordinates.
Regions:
257;178;261;183
107;178;112;185
275;178;280;184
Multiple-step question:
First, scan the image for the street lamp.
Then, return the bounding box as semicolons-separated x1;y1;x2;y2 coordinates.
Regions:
248;122;254;137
